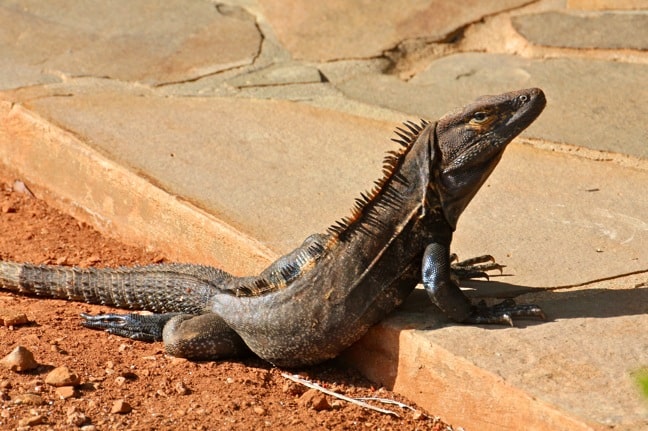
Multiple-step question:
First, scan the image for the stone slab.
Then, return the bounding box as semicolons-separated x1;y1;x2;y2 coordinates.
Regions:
19;91;396;258
0;0;260;87
258;0;531;61
337;53;648;159
567;0;648;10
512;11;648;50
344;272;648;430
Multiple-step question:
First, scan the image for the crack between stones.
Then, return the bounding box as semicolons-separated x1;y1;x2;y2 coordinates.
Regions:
517;138;648;172
153;3;266;89
381;0;541;77
234;81;324;90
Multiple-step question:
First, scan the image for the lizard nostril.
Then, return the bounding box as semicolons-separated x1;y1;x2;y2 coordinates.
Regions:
519;95;529;103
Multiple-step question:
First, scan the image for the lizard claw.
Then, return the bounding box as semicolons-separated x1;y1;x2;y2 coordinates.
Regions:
451;254;505;281
464;299;546;326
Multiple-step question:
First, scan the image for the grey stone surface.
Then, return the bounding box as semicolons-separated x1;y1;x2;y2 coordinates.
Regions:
258;0;531;61
512;11;648;50
24;92;395;254
567;0;648;10
0;63;61;91
0;0;261;86
338;53;648;158
454;143;648;288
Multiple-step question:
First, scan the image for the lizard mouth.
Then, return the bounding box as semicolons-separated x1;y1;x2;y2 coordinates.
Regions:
502;88;546;133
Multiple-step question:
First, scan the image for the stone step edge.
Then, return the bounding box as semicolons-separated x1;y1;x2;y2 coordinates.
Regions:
341;321;602;431
0;99;276;275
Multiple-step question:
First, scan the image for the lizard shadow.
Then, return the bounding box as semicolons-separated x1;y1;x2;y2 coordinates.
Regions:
399;280;648;326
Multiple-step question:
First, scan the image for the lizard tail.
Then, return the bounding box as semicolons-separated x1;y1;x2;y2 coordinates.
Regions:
0;261;226;314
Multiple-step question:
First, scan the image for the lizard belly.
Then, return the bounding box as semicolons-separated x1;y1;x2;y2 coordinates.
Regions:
211;264;420;367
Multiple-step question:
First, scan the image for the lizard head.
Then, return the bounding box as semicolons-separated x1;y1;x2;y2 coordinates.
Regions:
433;88;546;229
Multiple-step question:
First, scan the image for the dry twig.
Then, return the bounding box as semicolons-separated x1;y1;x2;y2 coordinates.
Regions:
281;373;401;417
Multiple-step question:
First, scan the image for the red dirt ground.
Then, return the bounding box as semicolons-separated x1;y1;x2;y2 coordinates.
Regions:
0;166;455;430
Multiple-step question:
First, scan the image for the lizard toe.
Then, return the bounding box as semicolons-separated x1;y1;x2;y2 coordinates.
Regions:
464;299;545;326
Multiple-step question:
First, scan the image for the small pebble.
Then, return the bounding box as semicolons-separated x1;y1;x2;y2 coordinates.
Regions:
282;380;304;395
12;180;35;197
253;406;267;416
55;386;77;399
0;346;38;372
1;203;16;213
18;414;45;427
45;366;81;387
13;393;44;405
297;388;332;411
83;255;101;266
66;407;88;427
412;410;425;420
111;399;132;414
330;399;344;409
174;381;190;395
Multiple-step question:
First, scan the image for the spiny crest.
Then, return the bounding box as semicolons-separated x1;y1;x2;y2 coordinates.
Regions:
232;239;326;297
327;119;430;240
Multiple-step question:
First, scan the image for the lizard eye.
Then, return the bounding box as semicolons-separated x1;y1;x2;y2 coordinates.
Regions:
472;112;487;123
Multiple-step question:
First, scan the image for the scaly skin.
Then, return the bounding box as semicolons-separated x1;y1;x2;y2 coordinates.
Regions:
0;88;546;367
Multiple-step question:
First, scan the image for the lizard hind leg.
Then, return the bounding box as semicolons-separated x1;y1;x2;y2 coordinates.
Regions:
162;313;250;361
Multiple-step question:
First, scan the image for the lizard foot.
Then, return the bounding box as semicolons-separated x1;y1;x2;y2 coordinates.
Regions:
81;312;181;342
450;254;505;281
465;299;546;326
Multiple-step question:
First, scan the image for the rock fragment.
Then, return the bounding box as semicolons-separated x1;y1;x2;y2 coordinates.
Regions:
66;406;89;427
18;414;45;427
297;388;332;411
0;346;38;372
111;399;132;414
55;386;77;399
13;393;44;405
45;366;81;387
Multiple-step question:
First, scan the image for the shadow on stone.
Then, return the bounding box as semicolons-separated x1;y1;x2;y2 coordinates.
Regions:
399;280;648;327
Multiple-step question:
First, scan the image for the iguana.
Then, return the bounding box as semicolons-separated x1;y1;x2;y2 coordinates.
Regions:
0;88;546;367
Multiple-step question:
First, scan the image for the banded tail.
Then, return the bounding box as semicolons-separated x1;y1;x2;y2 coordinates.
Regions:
0;261;228;314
